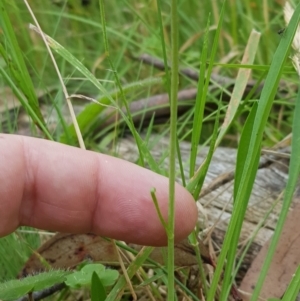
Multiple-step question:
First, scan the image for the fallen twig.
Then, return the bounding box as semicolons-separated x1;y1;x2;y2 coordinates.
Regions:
137;53;261;93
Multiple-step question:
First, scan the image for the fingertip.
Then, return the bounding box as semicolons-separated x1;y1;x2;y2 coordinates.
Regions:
90;157;197;246
174;183;198;242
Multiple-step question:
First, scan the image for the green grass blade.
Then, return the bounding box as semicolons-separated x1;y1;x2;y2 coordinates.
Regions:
91;272;106;301
187;100;221;296
234;102;261;199
281;265;300;301
219;117;260;297
186;0;227;194
189;0;227;178
208;3;300;300
157;0;184;191
0;1;46;130
156;0;171;91
189;15;210;177
167;1;180;299
251;83;300;300
187;97;221;199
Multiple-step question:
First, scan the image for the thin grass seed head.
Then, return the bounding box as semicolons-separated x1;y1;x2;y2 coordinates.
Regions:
284;1;300;76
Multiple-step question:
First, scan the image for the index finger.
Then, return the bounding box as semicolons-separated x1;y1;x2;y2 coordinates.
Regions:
0;134;197;246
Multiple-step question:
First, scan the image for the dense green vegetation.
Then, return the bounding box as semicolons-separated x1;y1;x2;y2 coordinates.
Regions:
2;0;298;146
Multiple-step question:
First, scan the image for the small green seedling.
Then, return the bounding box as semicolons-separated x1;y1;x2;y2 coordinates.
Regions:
91;271;107;301
64;263;119;289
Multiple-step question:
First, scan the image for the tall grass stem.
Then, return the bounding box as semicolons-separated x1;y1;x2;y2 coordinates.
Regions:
167;0;179;300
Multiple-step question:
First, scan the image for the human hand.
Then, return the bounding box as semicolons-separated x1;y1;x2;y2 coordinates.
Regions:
0;134;197;246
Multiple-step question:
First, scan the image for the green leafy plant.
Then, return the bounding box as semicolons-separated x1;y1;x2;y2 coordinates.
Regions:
0;264;118;301
0;270;70;300
64;263;118;289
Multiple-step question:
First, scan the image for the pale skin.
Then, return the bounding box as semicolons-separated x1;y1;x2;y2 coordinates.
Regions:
0;134;198;246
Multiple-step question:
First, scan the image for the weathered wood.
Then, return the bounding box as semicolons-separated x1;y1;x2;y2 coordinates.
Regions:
240;197;300;300
116;135;291;282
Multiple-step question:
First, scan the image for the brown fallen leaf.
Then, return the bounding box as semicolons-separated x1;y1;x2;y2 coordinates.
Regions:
240;197;300;300
19;233;214;277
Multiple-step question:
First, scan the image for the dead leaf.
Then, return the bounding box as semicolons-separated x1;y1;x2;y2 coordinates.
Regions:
19;233;213;277
240;197;300;300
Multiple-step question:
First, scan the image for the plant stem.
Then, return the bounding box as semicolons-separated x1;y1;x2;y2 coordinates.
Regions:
167;0;179;300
